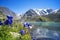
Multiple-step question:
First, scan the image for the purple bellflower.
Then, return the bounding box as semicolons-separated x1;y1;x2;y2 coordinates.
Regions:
32;38;36;40
23;22;32;28
4;19;13;25
20;30;25;35
0;21;3;25
7;15;13;19
4;15;13;25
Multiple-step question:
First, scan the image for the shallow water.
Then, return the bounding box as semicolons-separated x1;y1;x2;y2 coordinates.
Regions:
28;22;60;40
28;22;60;27
28;22;60;31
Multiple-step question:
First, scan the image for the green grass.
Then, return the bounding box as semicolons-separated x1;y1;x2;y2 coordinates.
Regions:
0;20;32;40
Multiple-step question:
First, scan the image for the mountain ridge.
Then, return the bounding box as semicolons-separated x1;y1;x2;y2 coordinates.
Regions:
23;8;58;17
22;8;60;22
0;7;16;17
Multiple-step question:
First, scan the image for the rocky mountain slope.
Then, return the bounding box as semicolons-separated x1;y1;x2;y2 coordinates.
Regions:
22;9;60;22
0;7;16;17
44;9;60;22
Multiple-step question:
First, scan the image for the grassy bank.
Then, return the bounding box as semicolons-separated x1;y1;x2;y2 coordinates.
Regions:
0;21;32;40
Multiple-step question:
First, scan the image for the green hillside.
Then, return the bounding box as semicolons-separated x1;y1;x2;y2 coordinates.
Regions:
23;16;51;22
44;13;60;22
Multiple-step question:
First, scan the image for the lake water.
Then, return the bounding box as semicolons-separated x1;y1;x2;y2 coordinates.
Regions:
29;22;60;27
28;22;60;40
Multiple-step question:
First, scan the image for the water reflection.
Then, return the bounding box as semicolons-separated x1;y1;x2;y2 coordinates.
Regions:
30;27;60;40
28;22;60;40
37;38;55;40
28;22;60;31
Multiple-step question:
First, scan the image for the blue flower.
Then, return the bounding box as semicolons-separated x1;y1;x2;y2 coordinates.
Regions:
0;21;3;25
26;23;31;27
8;19;13;25
23;23;28;27
4;15;13;25
4;20;9;25
32;38;36;40
7;15;13;19
20;30;25;35
4;19;13;25
23;22;31;28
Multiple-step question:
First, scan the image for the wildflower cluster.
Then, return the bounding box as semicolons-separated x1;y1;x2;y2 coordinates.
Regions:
0;15;32;40
0;15;13;25
23;22;32;29
20;22;36;40
20;22;32;35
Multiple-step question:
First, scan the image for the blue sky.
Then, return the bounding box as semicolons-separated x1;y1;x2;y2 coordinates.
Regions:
0;0;60;14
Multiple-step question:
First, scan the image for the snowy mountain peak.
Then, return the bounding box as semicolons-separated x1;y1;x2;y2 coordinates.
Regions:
24;8;59;17
33;9;51;15
52;9;59;13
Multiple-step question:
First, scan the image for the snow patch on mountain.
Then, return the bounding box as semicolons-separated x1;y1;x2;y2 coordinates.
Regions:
33;9;50;15
23;8;59;17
